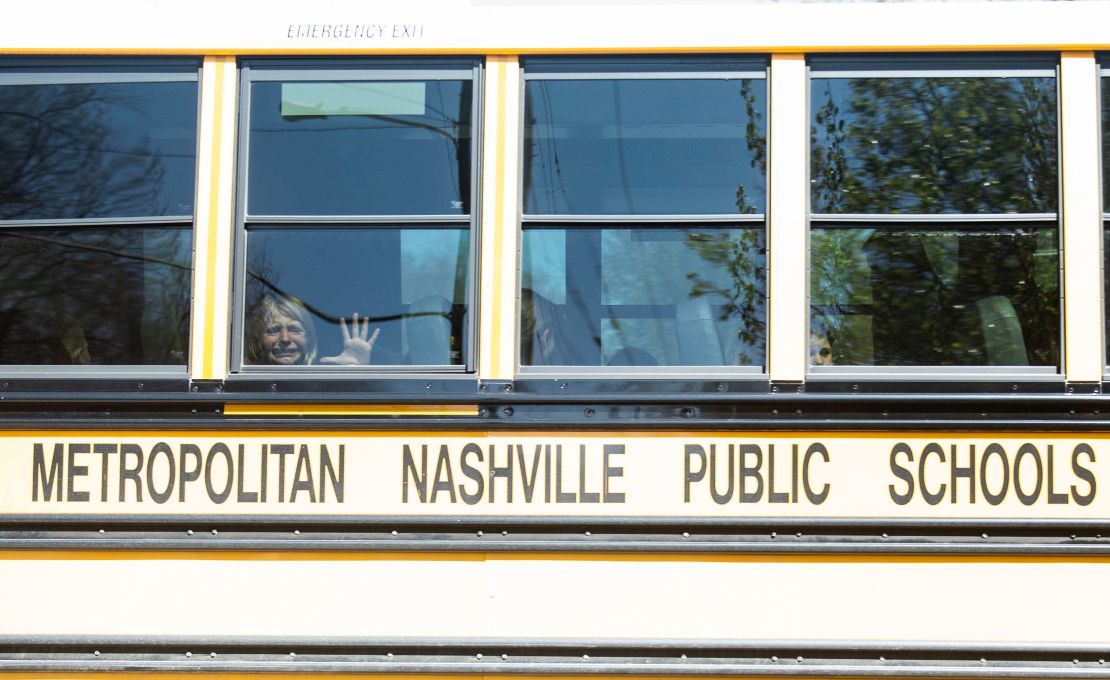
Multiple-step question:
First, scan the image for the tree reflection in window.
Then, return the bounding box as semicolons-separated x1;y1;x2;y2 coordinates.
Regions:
809;72;1060;368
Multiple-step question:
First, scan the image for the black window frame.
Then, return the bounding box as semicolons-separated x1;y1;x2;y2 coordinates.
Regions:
0;56;201;377
1099;53;1110;375
807;53;1064;381
517;55;771;378
230;57;482;378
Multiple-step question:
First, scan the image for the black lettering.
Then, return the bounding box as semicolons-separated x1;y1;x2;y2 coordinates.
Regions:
1046;445;1068;505
205;443;234;504
94;443;117;502
118;443;144;502
889;443;914;505
603;444;625;503
980;443;1009;506
402;444;428;503
792;444;799;502
555;445;575;503
489;444;513;503
290;445;317;503
178;444;201;502
951;444;975;504
32;443;63;502
919;443;946;505
1013;443;1043;506
430;444;456;503
1071;443;1096;506
579;445;600;503
270;444;294;503
709;444;734;504
260;444;268;503
767;444;789;504
684;444;707;502
460;443;484;505
802;443;830;504
146;442;176;504
517;445;542;502
237;444;258;503
320;444;344;503
738;444;763;503
66;443;90;502
544;444;552;502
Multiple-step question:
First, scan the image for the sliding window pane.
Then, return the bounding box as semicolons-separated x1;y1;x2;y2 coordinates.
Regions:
524;79;766;215
245;227;469;366
810;225;1059;366
0;82;198;220
0;226;191;365
247;80;472;216
521;226;765;366
811;76;1057;214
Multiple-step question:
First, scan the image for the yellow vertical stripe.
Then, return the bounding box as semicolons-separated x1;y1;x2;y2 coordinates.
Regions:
201;58;229;379
490;57;509;377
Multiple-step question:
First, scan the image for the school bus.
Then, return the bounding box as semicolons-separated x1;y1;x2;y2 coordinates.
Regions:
2;0;1110;676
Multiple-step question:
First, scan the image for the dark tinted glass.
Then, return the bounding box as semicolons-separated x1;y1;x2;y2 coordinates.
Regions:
524;79;766;215
1103;74;1109;364
0;226;191;365
1103;76;1110;211
811;76;1058;214
810;225;1059;367
0;82;198;220
245;227;469;366
247;80;472;216
520;226;765;366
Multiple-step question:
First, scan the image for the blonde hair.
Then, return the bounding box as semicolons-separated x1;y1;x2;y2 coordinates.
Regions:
245;294;318;365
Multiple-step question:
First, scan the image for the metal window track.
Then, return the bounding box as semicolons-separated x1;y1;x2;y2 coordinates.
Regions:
4;516;1110;554
2;637;1109;676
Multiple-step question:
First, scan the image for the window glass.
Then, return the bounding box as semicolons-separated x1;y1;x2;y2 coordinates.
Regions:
0;82;197;220
238;60;476;371
520;59;767;371
247;80;471;216
1102;68;1110;365
245;228;468;366
524;78;765;215
0;62;198;368
522;227;765;367
811;76;1057;214
811;225;1059;366
809;59;1060;371
0;227;192;365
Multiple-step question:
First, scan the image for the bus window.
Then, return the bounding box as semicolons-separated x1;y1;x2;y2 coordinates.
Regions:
0;59;198;367
520;57;767;371
1102;57;1110;371
235;59;477;370
809;55;1060;372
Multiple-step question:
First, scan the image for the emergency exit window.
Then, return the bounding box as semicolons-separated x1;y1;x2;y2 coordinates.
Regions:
234;59;477;372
